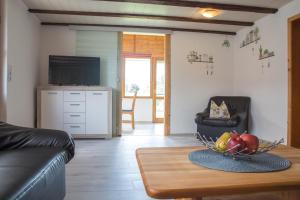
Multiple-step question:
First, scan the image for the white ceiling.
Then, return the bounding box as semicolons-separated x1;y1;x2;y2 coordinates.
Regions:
22;0;293;33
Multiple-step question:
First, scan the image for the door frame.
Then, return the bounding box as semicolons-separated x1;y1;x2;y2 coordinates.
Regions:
288;13;300;146
164;34;171;136
118;33;171;136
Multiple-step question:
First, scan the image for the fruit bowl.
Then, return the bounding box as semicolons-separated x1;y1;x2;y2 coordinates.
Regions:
196;132;284;160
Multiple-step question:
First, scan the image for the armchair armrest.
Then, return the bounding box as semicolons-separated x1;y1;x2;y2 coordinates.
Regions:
0;122;75;163
195;111;209;124
230;113;240;121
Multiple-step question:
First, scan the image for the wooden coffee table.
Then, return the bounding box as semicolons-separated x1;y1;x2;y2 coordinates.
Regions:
136;146;300;200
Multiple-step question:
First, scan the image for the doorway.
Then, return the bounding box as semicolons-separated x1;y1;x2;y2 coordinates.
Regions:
119;33;170;136
288;13;300;148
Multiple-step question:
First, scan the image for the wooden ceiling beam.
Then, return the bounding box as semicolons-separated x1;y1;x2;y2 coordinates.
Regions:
93;0;278;14
29;9;253;26
41;22;237;35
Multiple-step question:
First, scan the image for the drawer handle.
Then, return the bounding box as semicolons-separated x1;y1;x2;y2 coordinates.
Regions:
70;104;80;106
48;92;57;95
70;93;81;95
93;93;103;95
70;125;81;128
70;115;81;117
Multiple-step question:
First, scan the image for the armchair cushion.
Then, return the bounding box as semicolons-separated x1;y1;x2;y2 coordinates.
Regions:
209;100;231;119
201;115;240;127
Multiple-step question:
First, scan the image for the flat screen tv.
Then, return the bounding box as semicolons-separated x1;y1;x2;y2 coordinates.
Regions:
49;55;100;86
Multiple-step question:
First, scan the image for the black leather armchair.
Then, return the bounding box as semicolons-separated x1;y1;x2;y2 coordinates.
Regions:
195;96;250;140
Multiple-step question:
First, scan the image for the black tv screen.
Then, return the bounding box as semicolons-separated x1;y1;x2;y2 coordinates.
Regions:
49;55;100;85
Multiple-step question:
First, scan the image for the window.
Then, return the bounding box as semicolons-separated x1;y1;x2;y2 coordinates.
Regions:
123;56;151;97
156;60;165;97
154;59;165;121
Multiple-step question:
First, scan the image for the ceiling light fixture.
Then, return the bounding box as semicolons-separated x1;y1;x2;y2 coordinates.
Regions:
200;8;222;18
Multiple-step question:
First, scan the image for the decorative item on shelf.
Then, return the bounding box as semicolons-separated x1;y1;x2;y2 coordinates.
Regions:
196;132;284;160
254;27;259;39
203;53;208;62
240;27;260;48
259;45;275;74
259;49;275;60
187;51;214;64
187;51;215;76
259;45;263;58
205;64;214;76
222;39;230;48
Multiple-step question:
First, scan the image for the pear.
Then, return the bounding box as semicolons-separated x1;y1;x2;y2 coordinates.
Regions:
215;132;232;152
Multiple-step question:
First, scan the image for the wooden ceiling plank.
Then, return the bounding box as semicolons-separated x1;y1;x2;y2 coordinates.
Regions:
40;22;237;35
28;9;254;26
93;0;278;14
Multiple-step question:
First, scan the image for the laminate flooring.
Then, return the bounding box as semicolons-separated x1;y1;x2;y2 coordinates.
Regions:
65;135;199;200
122;123;164;136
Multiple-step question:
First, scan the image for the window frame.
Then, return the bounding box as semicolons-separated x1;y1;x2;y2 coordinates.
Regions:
152;57;165;123
122;53;153;99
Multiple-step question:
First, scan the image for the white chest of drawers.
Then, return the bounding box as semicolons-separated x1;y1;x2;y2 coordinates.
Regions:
38;86;112;139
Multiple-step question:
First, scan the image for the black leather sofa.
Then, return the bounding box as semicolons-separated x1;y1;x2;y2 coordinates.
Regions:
195;96;250;140
0;122;75;200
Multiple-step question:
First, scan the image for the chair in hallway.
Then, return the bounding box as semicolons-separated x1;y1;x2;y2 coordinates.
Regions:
122;91;138;129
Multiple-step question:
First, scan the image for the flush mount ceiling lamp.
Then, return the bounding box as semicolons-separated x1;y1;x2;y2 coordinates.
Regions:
199;8;222;18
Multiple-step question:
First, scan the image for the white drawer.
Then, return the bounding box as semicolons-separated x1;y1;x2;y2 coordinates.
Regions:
64;124;85;135
64;91;85;102
64;113;85;123
64;102;85;113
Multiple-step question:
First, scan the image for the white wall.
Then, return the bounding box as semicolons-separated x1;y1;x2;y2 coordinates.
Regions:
39;26;76;85
233;0;300;142
171;32;234;134
7;0;41;127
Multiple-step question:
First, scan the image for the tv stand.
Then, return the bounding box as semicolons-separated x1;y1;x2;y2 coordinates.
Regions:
37;86;112;139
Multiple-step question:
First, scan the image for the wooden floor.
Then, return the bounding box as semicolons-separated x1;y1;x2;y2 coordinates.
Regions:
65;135;199;200
122;123;164;136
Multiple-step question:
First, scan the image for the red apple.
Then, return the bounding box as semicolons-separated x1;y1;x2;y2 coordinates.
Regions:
226;136;246;154
240;134;259;154
230;132;240;140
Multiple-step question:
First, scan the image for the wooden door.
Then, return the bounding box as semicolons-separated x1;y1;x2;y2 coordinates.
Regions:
288;14;300;148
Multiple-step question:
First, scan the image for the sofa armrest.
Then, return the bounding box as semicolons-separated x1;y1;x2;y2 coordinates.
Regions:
0;122;75;163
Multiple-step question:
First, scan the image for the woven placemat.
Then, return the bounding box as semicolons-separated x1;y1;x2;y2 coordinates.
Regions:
189;149;291;173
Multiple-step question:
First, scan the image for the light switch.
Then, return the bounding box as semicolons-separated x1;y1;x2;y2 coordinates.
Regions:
7;65;12;82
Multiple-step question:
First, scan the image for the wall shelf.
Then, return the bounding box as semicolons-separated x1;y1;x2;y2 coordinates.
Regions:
240;38;260;48
188;60;214;64
259;53;275;60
